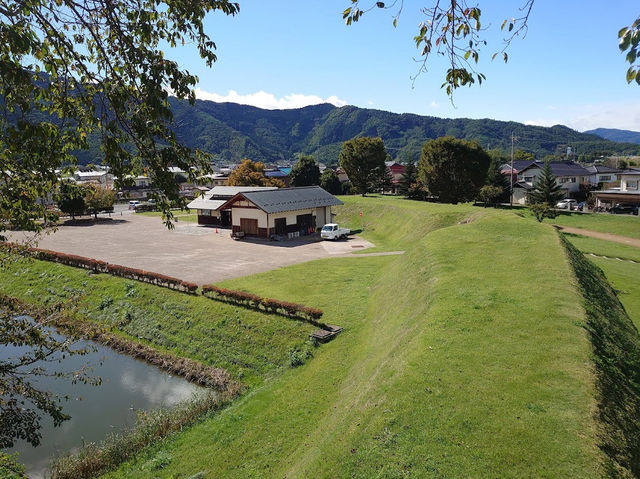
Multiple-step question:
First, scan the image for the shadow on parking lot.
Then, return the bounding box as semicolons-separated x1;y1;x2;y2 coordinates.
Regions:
61;218;129;227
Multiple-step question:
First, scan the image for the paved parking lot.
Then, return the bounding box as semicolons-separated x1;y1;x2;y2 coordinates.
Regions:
9;214;375;284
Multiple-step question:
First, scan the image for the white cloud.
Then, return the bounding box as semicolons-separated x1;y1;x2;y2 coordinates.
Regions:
193;89;347;109
524;101;640;132
429;100;439;108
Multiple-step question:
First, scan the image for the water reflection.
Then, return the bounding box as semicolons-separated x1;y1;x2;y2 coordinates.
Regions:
1;321;202;478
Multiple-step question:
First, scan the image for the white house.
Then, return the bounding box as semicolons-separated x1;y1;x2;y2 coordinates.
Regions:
186;186;277;226
511;161;591;204
594;169;640;208
585;165;621;187
219;186;343;238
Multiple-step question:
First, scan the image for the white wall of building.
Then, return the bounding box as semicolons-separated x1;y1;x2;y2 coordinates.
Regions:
231;207;267;228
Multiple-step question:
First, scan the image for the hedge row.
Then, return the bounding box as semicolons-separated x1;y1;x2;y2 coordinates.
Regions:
202;284;323;321
0;243;198;293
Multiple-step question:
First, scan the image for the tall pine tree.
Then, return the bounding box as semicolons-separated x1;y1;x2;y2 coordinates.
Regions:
527;162;565;205
398;160;417;196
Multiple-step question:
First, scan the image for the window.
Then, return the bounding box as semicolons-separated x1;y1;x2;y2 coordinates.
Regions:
627;180;639;190
559;177;570;184
599;175;611;181
523;176;534;183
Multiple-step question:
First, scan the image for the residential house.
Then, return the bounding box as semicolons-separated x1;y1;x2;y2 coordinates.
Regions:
118;175;153;200
220;186;343;238
73;170;114;189
335;167;349;183
585;165;622;187
265;168;291;187
594;169;640;208
186;185;277;226
511;161;591;204
384;161;405;194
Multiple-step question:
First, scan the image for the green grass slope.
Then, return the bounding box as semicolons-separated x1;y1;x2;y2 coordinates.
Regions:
562;233;640;331
104;199;608;478
534;211;640;240
562;239;640;476
0;259;314;386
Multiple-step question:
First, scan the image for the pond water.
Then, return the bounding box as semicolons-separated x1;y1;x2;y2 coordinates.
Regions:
1;320;203;478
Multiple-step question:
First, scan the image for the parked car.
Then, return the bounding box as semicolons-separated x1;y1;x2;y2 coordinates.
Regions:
128;200;141;210
556;199;578;210
610;203;639;215
320;223;350;240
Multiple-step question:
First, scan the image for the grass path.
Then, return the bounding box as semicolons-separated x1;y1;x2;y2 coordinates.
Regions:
520;209;640;240
103;199;605;478
554;225;640;248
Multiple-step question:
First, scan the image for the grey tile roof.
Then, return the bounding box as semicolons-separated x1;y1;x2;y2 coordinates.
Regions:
239;186;343;214
585;165;622;174
207;186;277;198
186;197;226;211
619;168;640;176
520;161;591;177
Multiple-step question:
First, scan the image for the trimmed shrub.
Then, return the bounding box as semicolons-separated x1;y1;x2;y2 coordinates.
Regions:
201;284;324;323
1;242;198;295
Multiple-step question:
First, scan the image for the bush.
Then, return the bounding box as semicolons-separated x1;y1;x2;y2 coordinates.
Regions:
0;453;26;479
201;284;324;322
49;393;231;479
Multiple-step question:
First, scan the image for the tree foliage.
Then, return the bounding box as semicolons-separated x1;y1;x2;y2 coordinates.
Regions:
398;160;417;196
344;2;638;95
226;159;284;188
0;0;240;236
527;161;565;205
338;137;387;195
529;202;556;222
418;136;491;203
619;16;640;85
57;180;86;219
290;155;320;187
477;185;504;207
0;300;96;448
320;169;342;195
84;185;115;219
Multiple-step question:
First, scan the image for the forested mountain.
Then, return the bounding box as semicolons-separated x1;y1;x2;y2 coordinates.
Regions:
584;128;640;145
76;99;640;166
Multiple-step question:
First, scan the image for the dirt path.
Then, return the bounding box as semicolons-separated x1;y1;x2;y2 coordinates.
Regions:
554;225;640;248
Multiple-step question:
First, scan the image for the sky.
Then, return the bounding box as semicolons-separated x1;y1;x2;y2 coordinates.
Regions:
165;1;640;132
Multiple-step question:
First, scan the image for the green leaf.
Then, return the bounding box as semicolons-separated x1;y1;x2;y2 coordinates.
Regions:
627;67;636;83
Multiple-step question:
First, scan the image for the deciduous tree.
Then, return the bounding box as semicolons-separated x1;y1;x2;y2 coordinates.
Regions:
227;159;284;188
57;180;86;220
290;155;320;187
339;137;387;196
343;2;639;94
320;169;342;195
0;0;240;237
84;185;115;219
418;136;491;203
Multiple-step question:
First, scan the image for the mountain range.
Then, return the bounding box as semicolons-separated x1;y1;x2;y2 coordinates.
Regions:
584;128;640;145
77;99;640;166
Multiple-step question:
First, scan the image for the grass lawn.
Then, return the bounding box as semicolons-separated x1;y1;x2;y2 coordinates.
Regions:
563;233;640;263
520;209;640;239
562;232;640;329
0;258;315;386
102;198;606;478
589;257;640;330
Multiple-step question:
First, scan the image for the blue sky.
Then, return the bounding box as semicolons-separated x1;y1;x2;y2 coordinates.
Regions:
168;1;640;132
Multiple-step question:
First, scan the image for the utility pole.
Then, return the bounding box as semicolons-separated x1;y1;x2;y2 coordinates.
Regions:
510;133;516;207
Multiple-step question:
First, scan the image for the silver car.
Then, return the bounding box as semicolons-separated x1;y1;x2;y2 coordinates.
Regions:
556;199;577;210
